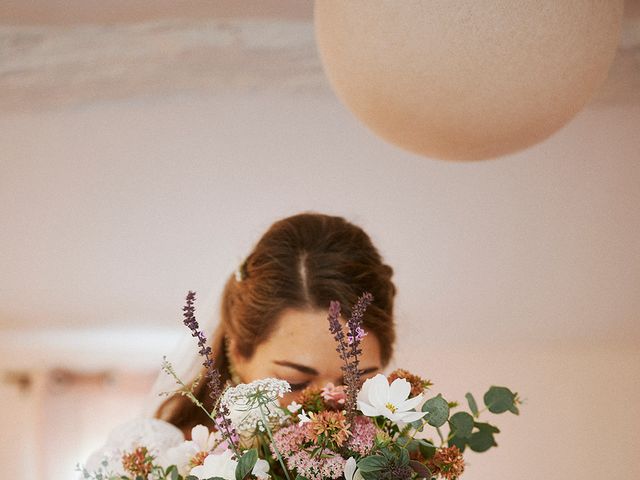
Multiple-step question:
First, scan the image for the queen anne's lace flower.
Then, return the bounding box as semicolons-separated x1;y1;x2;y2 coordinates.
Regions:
220;379;290;448
221;378;291;409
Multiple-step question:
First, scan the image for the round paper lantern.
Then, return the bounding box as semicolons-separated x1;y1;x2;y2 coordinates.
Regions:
314;1;624;160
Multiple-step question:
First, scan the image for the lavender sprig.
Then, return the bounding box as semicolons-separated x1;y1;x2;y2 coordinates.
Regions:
328;292;374;422
346;292;373;409
181;291;238;455
182;291;223;404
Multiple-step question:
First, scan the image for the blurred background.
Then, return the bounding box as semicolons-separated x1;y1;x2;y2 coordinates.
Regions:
1;1;639;479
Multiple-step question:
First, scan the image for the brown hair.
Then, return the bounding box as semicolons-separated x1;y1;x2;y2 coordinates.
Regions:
155;212;396;434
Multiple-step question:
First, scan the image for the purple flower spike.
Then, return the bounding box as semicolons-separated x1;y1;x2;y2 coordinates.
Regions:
327;292;374;422
181;293;222;410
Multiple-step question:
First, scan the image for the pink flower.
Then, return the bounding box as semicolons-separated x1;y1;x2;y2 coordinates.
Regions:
345;416;376;456
321;383;347;406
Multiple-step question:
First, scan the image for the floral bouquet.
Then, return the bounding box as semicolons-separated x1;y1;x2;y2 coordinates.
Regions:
80;292;520;480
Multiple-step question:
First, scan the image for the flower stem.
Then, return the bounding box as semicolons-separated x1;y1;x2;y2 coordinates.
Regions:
258;403;292;480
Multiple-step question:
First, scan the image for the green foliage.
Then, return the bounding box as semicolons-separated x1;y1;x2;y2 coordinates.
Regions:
358;445;413;480
235;449;258;480
449;421;500;453
164;466;179;480
465;392;479;417
422;394;450;427
467;422;500;452
448;433;467;452
409;459;432;479
417;439;436;460
448;411;474;439
484;386;520;415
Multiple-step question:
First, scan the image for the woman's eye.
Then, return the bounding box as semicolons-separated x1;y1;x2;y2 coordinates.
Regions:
288;381;310;391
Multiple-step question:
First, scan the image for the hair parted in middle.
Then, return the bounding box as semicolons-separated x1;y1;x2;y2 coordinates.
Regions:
156;211;397;435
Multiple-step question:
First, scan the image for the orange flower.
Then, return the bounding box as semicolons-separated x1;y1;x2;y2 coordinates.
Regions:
427;445;465;480
121;446;153;479
388;369;432;397
309;410;351;447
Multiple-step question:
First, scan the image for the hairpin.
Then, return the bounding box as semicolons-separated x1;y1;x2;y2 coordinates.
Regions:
234;257;246;282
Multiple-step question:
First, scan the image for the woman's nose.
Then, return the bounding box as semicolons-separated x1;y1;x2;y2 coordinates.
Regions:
311;376;342;390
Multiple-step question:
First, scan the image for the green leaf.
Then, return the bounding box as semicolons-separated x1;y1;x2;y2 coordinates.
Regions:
484;386;519;415
398;447;410;465
235;448;258;480
165;465;179;480
465;392;479;417
357;455;388;473
449;411;474;439
418;439;437;459
448;434;467;452
409;459;432;478
422;394;450;427
467;422;500;452
409;418;425;431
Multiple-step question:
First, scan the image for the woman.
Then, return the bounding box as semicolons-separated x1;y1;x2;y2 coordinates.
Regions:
155;212;397;437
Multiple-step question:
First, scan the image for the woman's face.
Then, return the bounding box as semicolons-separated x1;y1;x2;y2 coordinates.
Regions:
229;308;383;406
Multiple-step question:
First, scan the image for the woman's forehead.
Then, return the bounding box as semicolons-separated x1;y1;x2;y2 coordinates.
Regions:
256;308;381;370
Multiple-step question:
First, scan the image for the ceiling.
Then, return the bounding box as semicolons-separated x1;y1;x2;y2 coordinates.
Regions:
0;1;638;113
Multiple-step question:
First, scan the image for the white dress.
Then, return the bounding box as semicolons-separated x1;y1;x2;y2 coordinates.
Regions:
82;417;184;477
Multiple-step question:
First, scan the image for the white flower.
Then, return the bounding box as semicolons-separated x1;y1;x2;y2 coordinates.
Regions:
252;459;271;479
297;409;311;424
190;449;237;480
221;379;290;448
189;449;271;480
227;399;287;432
344;457;364;480
287;400;302;413
357;373;426;423
221;378;290;410
190;424;218;451
164;424;218;475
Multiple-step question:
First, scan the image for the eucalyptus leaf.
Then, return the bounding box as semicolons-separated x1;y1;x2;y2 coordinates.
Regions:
449;411;474;439
422;394;450;427
467;422;500;452
418;439;437;459
484;386;519;415
465;392;479;417
448;434;467;452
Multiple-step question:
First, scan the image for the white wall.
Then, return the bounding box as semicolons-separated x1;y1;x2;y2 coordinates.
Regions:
397;342;640;479
1;89;639;479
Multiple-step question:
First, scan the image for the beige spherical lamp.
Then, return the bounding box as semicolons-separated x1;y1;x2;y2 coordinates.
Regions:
314;1;624;161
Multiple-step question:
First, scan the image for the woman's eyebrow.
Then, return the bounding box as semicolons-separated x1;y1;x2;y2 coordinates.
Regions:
361;366;380;374
273;360;319;376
